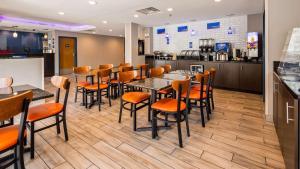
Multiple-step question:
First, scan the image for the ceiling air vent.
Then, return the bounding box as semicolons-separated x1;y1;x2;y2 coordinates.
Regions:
136;7;160;15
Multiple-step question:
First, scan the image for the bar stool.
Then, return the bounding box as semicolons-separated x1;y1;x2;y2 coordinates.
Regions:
118;71;151;131
183;72;211;127
0;91;32;169
27;76;70;159
151;77;191;147
84;69;112;111
73;66;91;103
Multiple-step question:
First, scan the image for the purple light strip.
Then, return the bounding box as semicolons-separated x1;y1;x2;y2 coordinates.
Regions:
0;15;95;31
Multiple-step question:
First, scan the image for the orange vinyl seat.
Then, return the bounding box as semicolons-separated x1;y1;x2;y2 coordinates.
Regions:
158;87;173;94
77;81;91;87
134;75;147;80
27;103;63;122
84;83;108;90
122;92;150;104
182;89;207;100
0;125;25;151
151;98;186;113
110;79;119;84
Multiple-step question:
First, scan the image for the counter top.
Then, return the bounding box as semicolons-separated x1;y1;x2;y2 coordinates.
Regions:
0;54;54;59
274;72;300;99
149;59;262;64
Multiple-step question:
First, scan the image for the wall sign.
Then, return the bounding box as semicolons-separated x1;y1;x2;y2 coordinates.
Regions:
157;28;165;34
189;42;193;48
207;22;220;29
178;26;188;32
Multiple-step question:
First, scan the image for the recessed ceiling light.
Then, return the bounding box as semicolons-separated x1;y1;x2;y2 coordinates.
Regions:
58;12;65;15
102;20;108;24
109;29;113;32
214;0;222;2
88;0;97;5
167;8;173;12
133;14;139;18
92;31;96;34
119;35;123;37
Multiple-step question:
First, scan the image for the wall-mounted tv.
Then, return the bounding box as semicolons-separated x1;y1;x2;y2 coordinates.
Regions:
178;26;188;32
157;28;166;34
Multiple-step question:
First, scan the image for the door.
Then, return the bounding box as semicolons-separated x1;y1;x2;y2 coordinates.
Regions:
59;37;76;75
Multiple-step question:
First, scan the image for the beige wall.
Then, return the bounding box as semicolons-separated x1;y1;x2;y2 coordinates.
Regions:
265;0;300;121
54;30;124;74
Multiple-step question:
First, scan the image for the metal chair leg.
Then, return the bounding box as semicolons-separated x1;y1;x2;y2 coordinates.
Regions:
118;99;123;123
56;115;60;134
30;122;35;159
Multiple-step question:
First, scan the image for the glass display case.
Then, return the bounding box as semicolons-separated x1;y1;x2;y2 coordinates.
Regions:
278;28;300;81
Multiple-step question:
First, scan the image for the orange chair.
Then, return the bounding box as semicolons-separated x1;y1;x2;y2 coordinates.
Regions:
118;71;151;131
163;64;172;73
182;72;211;127
0;91;32;169
149;67;164;78
135;64;149;80
191;69;216;110
151;78;191;147
84;69;112;111
99;64;114;70
119;63;130;67
27;76;70;159
73;66;91;103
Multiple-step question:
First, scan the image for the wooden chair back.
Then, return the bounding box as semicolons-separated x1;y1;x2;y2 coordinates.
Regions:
209;68;216;87
137;64;148;70
0;91;32;121
0;77;13;88
119;71;136;83
172;77;191;94
119;66;134;72
98;69;112;83
99;64;114;70
73;66;91;74
150;67;165;78
163;64;172;73
119;63;130;67
195;71;210;85
51;76;71;111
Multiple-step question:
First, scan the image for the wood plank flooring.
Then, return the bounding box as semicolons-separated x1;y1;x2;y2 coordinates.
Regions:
13;76;285;168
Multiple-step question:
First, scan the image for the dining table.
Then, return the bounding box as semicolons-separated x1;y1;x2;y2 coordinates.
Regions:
0;84;54;101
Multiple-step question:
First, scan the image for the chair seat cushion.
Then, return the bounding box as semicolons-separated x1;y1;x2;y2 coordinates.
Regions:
182;89;207;100
85;84;108;90
77;81;90;87
191;84;212;91
0;125;24;151
158;87;173;94
151;98;186;112
134;76;147;80
122;92;150;104
27;103;63;122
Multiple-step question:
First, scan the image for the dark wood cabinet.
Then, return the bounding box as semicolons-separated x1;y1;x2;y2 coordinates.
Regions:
273;72;299;169
44;53;55;77
239;63;262;92
150;59;263;93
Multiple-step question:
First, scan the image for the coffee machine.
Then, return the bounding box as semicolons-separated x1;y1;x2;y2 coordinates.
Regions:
199;38;215;60
215;42;232;61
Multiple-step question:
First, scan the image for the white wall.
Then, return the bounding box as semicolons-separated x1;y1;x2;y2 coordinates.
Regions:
265;0;300;121
0;58;44;89
153;15;248;54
